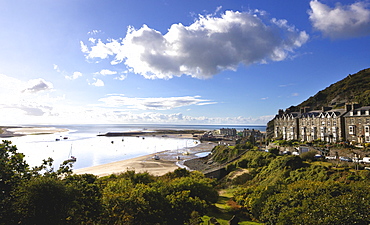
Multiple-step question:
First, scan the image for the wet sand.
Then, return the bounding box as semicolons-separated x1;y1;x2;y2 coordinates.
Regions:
1;126;216;177
74;142;217;177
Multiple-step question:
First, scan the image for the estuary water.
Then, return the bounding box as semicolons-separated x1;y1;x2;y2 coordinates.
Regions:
3;124;265;170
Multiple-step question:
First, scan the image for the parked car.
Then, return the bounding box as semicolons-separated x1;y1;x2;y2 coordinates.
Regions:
362;157;370;164
339;157;352;162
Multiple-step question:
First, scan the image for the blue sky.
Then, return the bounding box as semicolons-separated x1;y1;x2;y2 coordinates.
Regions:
0;0;369;125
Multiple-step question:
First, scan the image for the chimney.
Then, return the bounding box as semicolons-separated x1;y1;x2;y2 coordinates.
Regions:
278;109;284;116
322;106;332;112
353;103;360;110
345;103;352;112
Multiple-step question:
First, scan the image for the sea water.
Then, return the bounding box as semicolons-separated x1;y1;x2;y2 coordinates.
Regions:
3;124;265;170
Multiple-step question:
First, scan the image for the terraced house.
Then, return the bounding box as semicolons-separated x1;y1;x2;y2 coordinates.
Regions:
343;106;370;143
273;109;300;141
271;103;369;144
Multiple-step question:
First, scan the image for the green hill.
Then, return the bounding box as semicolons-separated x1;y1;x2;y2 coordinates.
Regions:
288;68;370;111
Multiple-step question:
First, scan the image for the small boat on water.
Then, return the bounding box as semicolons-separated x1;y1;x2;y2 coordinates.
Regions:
67;145;77;163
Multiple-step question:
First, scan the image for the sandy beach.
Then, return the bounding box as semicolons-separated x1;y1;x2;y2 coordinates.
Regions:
1;125;217;177
74;141;217;177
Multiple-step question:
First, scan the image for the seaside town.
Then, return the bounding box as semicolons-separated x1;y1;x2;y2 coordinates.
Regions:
1;0;370;223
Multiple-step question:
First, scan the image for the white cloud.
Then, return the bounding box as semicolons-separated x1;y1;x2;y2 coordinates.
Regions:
22;78;53;93
96;69;117;76
87;30;101;35
81;10;308;79
89;78;105;87
80;39;121;61
0;75;271;125
114;74;128;81
0;74;62;119
65;71;83;80
53;64;61;72
309;0;370;39
98;95;216;110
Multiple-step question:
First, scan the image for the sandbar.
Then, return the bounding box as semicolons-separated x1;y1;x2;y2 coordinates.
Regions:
1;127;68;137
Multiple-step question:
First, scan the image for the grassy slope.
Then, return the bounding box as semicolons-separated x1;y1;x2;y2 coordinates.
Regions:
201;189;263;225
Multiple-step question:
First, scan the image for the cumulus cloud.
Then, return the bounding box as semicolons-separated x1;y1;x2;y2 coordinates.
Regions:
22;78;53;93
98;95;216;110
65;71;83;80
81;10;308;79
89;78;105;87
309;0;370;39
0;74;62;119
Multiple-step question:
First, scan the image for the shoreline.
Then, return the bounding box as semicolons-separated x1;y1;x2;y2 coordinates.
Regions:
74;141;217;177
0;126;69;137
0;125;217;177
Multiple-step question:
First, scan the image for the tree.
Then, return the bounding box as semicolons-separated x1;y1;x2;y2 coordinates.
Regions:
0;140;30;224
12;176;72;225
64;174;103;224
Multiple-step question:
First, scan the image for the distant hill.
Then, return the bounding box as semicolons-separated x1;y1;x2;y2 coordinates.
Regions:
287;68;370;112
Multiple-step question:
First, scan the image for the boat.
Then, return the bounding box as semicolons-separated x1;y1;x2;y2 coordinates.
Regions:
67;145;77;162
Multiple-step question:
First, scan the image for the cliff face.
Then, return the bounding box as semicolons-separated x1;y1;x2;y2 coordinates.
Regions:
288;68;370;111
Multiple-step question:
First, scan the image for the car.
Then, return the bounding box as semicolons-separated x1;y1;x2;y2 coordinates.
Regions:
339;157;352;162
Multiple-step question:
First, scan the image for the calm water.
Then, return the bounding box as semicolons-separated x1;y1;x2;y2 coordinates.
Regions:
3;124;265;170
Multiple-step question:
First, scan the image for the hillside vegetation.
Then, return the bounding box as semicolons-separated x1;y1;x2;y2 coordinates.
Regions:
288;68;370;111
208;142;370;225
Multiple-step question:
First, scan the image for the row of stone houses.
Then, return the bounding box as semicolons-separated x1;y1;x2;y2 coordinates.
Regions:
271;103;370;143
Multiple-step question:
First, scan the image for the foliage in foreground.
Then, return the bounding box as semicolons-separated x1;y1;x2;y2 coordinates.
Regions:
0;141;218;225
224;149;370;224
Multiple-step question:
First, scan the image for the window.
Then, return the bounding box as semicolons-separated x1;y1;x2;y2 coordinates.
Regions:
333;121;337;126
349;126;355;135
365;126;370;133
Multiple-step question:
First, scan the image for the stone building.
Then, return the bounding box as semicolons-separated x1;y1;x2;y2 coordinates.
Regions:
271;104;352;143
299;109;346;143
343;105;370;143
242;128;264;141
219;128;237;137
273;109;300;140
